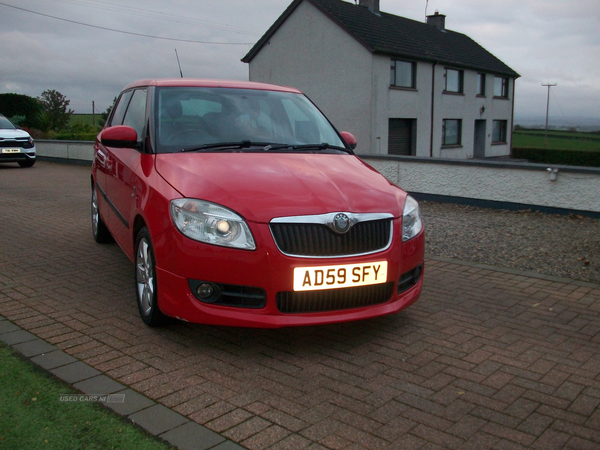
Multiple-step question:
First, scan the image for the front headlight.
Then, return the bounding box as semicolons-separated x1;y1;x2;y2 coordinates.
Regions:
170;199;256;250
402;195;422;242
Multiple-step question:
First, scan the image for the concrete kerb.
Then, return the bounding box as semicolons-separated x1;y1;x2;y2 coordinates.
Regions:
0;316;242;450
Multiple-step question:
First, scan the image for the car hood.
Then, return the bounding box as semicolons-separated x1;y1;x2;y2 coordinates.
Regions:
155;153;406;223
0;129;31;140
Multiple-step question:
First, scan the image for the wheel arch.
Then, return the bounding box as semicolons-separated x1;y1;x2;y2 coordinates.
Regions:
133;215;148;248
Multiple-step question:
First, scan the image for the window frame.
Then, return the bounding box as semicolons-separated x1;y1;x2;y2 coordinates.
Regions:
444;68;464;94
390;59;416;89
442;119;462;147
492;120;508;144
477;73;486;97
494;76;509;98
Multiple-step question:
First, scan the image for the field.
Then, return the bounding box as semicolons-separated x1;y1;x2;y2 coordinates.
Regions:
70;113;101;128
512;129;600;152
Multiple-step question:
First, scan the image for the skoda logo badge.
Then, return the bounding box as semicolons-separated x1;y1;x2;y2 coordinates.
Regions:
333;213;351;234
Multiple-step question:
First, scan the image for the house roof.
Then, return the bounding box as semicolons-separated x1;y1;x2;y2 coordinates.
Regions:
242;0;520;78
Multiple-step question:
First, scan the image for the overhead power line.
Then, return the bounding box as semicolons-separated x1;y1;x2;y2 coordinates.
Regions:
0;1;255;45
48;0;262;36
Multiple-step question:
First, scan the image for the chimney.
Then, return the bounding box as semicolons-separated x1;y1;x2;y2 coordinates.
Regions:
358;0;380;14
426;11;446;30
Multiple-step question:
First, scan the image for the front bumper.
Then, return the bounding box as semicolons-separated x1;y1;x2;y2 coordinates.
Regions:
0;148;36;163
153;219;424;328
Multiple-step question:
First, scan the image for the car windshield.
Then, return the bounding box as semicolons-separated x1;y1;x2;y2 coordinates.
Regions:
155;87;347;153
0;116;17;130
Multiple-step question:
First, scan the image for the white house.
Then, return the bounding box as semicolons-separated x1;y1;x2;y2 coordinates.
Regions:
242;0;520;159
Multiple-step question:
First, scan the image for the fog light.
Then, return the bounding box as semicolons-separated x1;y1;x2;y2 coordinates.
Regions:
197;283;215;299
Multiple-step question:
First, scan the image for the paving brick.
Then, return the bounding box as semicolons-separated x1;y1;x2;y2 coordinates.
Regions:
531;428;572;450
12;338;57;357
105;388;155;416
73;374;125;395
160;421;226;450
50;361;101;383
129;403;188;435
0;329;37;345
30;349;78;370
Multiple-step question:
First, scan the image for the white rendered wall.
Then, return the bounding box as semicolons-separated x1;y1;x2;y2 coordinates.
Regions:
363;156;600;213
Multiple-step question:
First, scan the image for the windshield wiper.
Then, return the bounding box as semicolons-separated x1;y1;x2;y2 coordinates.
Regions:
290;143;351;153
181;141;273;153
180;141;351;154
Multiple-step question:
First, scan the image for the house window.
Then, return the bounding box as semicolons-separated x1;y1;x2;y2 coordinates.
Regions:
492;120;508;143
391;60;416;89
442;119;462;146
444;68;463;93
477;73;486;96
494;77;509;98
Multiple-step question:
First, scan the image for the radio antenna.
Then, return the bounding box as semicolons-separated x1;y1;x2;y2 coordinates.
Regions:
175;49;183;78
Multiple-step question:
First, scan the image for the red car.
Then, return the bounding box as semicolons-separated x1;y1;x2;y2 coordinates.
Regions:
91;79;424;328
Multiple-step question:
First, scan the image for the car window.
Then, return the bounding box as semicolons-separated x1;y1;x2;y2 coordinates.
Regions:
109;90;134;127
122;89;147;139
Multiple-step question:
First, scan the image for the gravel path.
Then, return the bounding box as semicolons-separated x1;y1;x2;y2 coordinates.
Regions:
420;201;600;284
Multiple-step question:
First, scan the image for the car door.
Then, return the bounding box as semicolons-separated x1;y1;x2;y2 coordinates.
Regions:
102;88;149;256
94;90;133;242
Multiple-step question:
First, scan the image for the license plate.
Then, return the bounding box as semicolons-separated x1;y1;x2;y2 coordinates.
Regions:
293;261;387;292
2;148;21;153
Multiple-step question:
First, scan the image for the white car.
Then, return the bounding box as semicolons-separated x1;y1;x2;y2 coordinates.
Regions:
0;114;36;168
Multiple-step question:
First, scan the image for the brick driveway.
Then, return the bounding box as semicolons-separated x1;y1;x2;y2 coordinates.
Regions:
1;161;600;450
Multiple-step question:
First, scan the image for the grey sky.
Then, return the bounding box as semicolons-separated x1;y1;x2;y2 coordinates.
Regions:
1;0;599;125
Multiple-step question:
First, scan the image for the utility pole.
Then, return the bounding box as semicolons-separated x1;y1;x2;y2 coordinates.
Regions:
542;83;556;144
92;101;95;128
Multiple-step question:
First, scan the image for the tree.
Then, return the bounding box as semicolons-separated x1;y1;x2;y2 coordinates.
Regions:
37;89;74;131
0;93;43;129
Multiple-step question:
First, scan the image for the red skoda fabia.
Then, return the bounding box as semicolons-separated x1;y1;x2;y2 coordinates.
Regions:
91;79;424;328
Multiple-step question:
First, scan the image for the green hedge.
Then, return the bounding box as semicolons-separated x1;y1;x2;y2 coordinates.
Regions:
50;131;97;141
512;147;600;168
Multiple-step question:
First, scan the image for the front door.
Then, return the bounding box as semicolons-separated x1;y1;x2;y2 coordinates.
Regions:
474;120;486;158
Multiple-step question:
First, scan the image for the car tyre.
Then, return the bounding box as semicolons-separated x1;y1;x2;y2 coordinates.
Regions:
18;159;35;168
135;227;168;327
91;185;113;243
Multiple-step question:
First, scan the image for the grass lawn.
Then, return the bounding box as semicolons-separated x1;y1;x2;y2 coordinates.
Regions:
513;130;600;152
0;342;173;450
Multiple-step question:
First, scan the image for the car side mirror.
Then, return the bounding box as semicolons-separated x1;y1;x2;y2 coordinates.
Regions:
340;131;357;150
100;125;138;148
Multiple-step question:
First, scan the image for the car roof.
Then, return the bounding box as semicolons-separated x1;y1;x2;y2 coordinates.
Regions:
122;78;303;94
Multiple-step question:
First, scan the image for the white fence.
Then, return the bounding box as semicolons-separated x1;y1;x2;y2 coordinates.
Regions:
36;141;600;216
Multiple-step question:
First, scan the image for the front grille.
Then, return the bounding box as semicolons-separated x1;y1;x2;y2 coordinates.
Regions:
0;138;33;149
276;282;394;314
270;219;391;257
